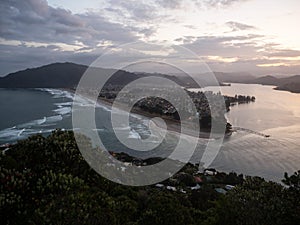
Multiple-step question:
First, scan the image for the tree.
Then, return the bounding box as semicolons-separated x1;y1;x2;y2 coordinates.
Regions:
138;192;193;225
282;170;300;190
216;176;297;225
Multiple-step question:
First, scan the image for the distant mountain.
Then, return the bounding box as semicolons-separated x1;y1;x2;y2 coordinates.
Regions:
0;62;86;88
0;62;205;88
171;71;256;85
274;75;300;93
246;75;300;93
0;62;145;88
246;75;280;86
280;75;300;83
134;72;211;87
213;72;256;83
180;71;300;93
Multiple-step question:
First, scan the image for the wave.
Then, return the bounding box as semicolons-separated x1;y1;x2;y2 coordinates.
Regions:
93;128;105;132
18;128;26;136
128;129;141;139
0;128;20;139
73;94;96;107
18;119;45;128
36;88;74;100
0;126;54;142
114;126;131;131
55;102;73;107
37;88;74;117
96;103;111;112
53;107;72;115
0;89;76;143
46;115;63;123
37;117;47;125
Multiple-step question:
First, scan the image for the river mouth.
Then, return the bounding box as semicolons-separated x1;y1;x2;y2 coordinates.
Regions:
188;83;300;181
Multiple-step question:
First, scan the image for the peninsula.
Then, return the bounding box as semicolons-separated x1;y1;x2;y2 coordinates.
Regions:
75;85;255;136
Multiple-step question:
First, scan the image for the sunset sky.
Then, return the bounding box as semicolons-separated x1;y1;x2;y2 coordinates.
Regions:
1;0;300;76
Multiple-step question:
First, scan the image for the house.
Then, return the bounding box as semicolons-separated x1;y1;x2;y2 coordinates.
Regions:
215;188;227;194
155;184;164;188
204;168;217;176
194;176;203;183
191;184;201;190
225;185;235;190
166;186;177;191
180;189;187;194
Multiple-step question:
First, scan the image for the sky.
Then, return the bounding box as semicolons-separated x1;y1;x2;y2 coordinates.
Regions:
1;0;300;76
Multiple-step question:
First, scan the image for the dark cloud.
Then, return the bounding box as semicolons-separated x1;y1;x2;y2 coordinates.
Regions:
0;0;158;75
107;0;159;21
0;0;140;47
1;0;299;76
0;43;101;76
226;21;257;32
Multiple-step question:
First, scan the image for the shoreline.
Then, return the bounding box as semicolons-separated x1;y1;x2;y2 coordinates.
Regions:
98;97;215;139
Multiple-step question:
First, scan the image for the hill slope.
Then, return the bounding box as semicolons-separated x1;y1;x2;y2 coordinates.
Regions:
0;62;144;88
0;62;205;88
274;75;300;93
246;75;300;93
246;75;280;86
0;62;87;88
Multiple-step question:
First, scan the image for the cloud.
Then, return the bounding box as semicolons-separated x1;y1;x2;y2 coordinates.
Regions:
0;43;102;76
1;0;299;76
156;0;183;9
203;0;249;7
181;34;263;57
0;0;159;75
178;34;300;75
106;0;159;21
155;0;249;9
226;21;257;32
266;49;300;57
0;0;141;48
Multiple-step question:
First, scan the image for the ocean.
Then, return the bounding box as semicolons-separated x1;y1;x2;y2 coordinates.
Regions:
0;88;73;142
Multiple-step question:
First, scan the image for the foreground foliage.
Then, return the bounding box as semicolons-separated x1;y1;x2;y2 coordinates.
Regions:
0;130;299;225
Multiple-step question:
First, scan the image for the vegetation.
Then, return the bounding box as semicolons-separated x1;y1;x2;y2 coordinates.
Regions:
1;130;299;225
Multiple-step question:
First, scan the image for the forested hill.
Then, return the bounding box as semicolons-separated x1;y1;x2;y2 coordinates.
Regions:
1;130;299;225
246;75;300;93
0;62;141;88
0;62;203;88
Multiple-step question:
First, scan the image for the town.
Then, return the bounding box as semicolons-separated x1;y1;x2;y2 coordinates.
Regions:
96;85;255;133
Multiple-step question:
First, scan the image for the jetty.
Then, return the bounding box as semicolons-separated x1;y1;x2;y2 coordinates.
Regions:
232;127;270;138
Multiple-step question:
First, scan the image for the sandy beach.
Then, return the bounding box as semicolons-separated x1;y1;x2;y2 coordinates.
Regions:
98;97;215;139
66;88;228;139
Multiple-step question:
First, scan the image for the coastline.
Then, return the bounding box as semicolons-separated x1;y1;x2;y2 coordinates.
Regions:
98;97;215;139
